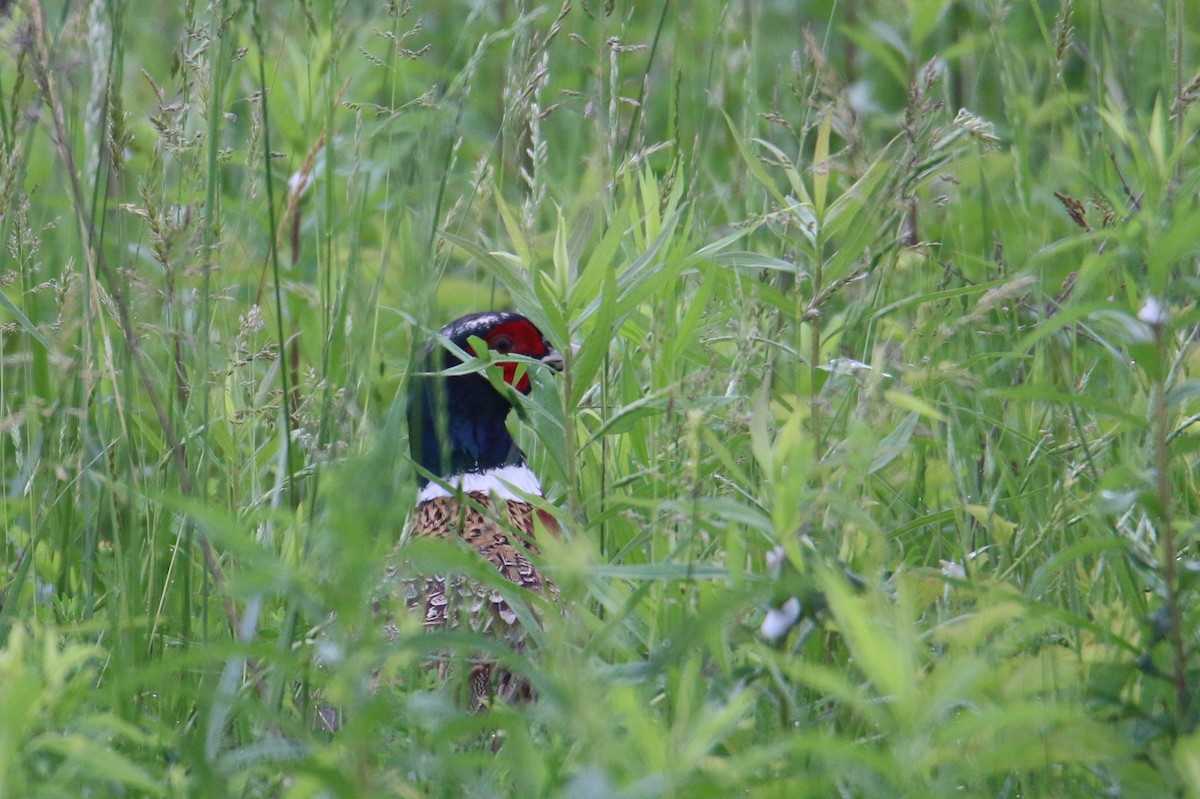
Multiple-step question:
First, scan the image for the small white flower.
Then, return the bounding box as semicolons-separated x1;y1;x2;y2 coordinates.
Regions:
288;170;314;199
1137;296;1168;327
761;597;802;641
315;639;343;665
766;545;787;578
939;559;966;580
819;357;893;378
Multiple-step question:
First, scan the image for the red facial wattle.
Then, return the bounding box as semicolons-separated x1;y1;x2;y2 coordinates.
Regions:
465;318;551;395
501;361;532;394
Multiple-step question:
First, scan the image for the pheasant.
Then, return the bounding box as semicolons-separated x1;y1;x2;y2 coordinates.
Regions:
381;311;563;709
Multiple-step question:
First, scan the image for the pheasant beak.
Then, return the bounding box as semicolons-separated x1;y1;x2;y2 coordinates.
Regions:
541;347;565;372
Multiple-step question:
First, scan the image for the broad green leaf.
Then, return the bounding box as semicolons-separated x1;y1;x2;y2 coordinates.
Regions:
754;136;813;207
813;112;831;217
722;110;789;207
0;292;53;351
884;390;946;423
869;412;917;475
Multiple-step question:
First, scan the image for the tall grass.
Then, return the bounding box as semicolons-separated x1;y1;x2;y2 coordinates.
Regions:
1;0;1199;796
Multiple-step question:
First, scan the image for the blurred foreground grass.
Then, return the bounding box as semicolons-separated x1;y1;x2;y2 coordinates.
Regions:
2;0;1200;796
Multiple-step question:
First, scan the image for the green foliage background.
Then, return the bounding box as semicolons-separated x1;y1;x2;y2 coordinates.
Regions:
2;0;1200;796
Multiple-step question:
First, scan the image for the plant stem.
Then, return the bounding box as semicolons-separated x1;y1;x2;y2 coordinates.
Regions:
1151;325;1187;730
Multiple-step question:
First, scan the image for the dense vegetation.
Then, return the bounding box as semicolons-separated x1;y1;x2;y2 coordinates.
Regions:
2;0;1199;796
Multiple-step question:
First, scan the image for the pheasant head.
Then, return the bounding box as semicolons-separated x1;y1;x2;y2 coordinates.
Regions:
407;311;562;499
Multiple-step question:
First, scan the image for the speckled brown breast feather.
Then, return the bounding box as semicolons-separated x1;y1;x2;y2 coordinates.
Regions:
380;491;559;707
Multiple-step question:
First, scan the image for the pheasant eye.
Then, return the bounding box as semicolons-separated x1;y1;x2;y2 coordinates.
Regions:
490;335;513;354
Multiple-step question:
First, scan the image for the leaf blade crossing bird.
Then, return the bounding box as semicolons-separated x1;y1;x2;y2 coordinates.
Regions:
381;311;563;709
